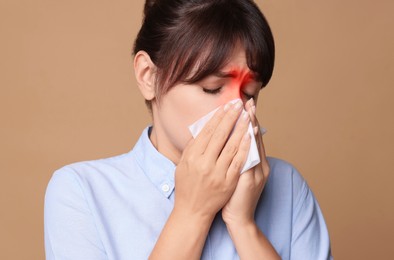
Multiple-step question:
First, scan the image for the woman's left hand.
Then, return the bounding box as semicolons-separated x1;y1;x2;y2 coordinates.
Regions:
221;98;270;227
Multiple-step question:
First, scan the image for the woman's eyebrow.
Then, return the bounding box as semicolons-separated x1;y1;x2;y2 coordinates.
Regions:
214;70;256;80
214;71;237;78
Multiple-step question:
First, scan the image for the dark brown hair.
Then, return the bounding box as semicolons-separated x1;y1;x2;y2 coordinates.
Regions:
133;0;275;107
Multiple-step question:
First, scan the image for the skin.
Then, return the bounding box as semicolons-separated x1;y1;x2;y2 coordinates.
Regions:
134;44;280;259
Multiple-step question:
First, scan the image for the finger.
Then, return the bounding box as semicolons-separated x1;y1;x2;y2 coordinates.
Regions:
245;100;270;181
245;99;263;171
254;116;270;179
246;99;257;131
226;132;251;183
245;98;254;113
192;103;230;155
245;100;264;162
203;99;244;159
254;117;266;159
215;110;250;172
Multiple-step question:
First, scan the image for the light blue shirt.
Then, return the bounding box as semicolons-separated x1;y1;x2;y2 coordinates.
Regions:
44;126;332;259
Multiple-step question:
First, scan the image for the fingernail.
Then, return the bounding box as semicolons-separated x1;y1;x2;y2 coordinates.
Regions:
254;126;259;135
251;105;256;115
233;100;242;110
224;102;232;111
260;127;267;135
241;111;250;121
250;98;255;107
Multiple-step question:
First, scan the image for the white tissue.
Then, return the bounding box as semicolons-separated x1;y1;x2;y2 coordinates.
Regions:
188;99;263;174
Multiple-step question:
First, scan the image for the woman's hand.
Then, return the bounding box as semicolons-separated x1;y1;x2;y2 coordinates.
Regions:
220;99;280;259
150;99;279;260
173;99;252;221
222;98;270;227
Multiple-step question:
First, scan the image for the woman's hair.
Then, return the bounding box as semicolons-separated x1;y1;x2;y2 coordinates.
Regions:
133;0;275;108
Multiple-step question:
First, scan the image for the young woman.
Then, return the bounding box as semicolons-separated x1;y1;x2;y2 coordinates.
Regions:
45;0;332;259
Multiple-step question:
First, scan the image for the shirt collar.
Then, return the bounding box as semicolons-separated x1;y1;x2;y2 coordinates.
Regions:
132;126;176;199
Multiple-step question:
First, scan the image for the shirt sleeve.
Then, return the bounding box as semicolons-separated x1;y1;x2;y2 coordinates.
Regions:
44;167;108;260
290;167;333;260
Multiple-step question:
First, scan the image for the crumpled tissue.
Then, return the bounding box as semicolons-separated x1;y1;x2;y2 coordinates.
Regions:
188;99;265;173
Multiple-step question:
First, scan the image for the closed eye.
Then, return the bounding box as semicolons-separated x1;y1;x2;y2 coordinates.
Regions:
203;86;223;95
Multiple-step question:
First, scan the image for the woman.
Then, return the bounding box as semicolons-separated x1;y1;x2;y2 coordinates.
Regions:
45;0;332;259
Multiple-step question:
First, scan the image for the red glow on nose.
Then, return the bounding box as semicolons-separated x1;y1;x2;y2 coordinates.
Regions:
218;68;253;105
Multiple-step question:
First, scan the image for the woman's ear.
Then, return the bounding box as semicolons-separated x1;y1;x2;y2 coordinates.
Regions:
134;51;156;101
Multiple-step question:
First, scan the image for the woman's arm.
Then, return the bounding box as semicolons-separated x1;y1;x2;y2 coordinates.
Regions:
44;168;108;260
149;100;252;259
290;169;332;259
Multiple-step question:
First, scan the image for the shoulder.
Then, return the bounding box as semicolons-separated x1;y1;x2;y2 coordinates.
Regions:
266;158;333;258
53;150;136;179
266;156;306;185
44;158;119;259
61;151;133;177
267;156;295;174
265;156;309;201
45;151;138;201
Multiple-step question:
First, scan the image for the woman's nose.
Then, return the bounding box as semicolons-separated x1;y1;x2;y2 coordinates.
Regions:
222;86;246;106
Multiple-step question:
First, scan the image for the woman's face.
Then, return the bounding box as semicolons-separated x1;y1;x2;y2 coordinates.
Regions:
150;45;263;164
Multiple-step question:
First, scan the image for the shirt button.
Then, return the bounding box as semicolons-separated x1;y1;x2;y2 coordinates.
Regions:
161;184;170;192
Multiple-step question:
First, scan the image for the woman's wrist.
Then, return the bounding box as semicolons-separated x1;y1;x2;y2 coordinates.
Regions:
223;211;255;228
171;205;216;229
149;206;215;260
225;218;257;238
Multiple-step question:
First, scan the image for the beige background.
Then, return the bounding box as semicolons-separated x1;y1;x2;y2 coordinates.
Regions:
1;0;393;259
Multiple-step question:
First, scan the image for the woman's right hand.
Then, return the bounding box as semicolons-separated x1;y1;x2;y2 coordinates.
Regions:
173;99;252;221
